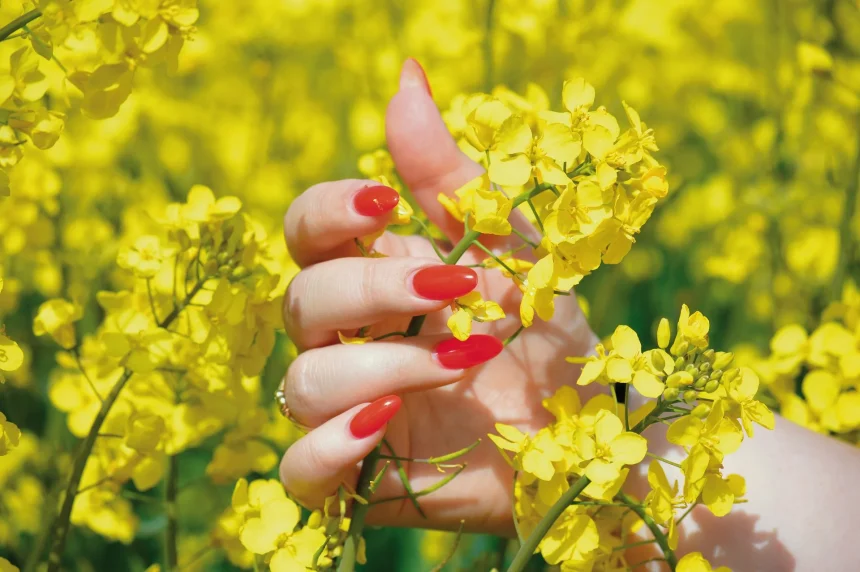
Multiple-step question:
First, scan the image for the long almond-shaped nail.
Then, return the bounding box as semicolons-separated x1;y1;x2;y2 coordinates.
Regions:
399;58;432;96
412;265;477;300
350;395;402;439
433;335;504;369
353;185;400;217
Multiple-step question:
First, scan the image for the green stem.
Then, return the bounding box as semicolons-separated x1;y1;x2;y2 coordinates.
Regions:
165;454;179;571
507;475;591;572
0;9;41;42
335;445;382;572
45;281;204;571
831;113;860;301
483;0;496;91
618;492;678;570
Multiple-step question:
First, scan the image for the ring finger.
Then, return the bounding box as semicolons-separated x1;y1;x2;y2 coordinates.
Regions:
281;333;503;427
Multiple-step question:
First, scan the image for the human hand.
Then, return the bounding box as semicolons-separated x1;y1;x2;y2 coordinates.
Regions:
278;59;598;536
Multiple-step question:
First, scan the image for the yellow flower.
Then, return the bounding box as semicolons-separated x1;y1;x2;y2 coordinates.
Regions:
668;402;743;463
181;185;243;223
676;551;731;572
796;42;833;73
489;424;564;481
574;326;667;398
124;413;166;454
239;491;327;571
0;333;24;380
33;299;83;349
117;235;177;279
723;367;775;437
578;410;647;483
589;191;657;265
676;304;710;349
644;461;680;549
539;507;599;565
0;412;21;456
446;291;505;341
488;117;571;187
441;174;513;236
700;473;745;517
520;253;582;327
239;496;300;553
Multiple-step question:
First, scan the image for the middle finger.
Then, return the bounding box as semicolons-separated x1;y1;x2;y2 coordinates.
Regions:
283;256;479;349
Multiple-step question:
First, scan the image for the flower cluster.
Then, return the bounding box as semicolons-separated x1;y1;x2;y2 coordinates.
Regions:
491;305;774;570
226;478;366;571
26;186;294;554
755;282;860;444
0;279;24;455
0;1;198;196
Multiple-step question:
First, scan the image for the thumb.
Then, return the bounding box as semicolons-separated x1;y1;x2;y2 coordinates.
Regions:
385;58;484;241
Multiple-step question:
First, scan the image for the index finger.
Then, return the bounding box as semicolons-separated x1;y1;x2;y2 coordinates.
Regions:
284;179;399;268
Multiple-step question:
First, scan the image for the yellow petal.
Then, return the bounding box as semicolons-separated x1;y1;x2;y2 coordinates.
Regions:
608;432;647;465
611;325;641;359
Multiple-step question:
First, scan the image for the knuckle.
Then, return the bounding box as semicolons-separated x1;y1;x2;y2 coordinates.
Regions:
282;273;304;331
284;353;317;420
355;260;383;309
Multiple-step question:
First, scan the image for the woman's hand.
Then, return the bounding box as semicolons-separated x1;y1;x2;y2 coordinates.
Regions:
278;59;597;535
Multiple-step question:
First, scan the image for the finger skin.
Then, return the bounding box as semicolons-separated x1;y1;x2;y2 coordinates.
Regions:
284;179;396;268
283;335;468;427
283;256;474;349
279;403;389;508
386;72;485;241
386;63;540;248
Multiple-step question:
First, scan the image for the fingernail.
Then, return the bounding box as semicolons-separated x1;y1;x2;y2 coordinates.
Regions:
433;335;504;369
353;185;400;217
350;395;402;439
412;265;478;300
399;58;432;97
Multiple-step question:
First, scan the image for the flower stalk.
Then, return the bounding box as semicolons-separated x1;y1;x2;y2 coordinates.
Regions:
0;9;41;42
44;280;205;571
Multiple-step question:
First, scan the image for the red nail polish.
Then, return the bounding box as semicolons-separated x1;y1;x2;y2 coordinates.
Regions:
353;185;400;217
412;266;478;300
433;335;504;369
350;395;402;439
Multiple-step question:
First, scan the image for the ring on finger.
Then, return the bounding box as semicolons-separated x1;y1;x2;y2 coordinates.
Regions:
275;384;310;431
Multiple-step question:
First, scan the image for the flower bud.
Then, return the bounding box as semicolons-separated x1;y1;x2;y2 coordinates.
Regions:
332;546;343;558
713;352;734;371
721;367;740;385
667;371;694;388
651;350;666;372
705;379;720;393
691;403;711;418
662;387;680;401
308;510;323;529
710;369;723;381
701;348;716;363
671;340;690;357
683;390;698;404
318;556;334;569
699;362;711;373
657;318;671;349
674;356;686;371
685;364;698;376
693;376;707;390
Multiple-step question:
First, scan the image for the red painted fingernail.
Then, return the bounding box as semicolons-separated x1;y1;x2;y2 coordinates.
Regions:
353;185;400;217
433;335;504;369
400;58;432;97
350;395;402;439
412;265;478;300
